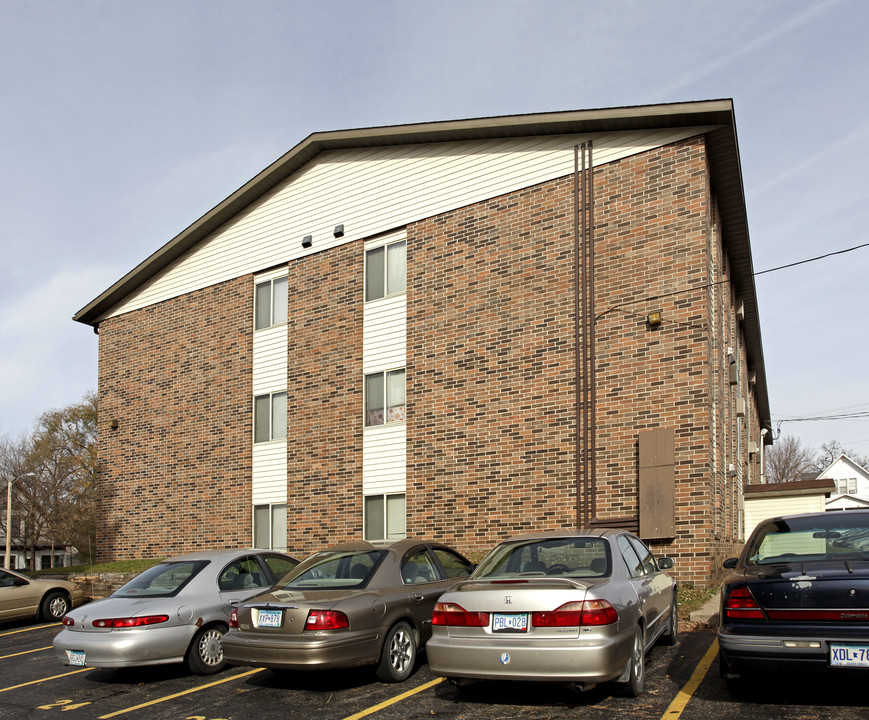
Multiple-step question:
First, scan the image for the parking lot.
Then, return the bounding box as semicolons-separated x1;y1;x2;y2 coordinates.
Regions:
1;620;867;720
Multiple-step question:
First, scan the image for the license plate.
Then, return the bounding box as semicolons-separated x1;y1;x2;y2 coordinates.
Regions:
492;613;528;633
256;609;282;628
68;650;86;666
831;644;869;668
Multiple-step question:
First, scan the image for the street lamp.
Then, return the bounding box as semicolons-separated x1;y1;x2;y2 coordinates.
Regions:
5;472;36;569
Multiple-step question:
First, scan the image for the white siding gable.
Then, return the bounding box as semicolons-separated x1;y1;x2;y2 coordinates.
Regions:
103;127;709;320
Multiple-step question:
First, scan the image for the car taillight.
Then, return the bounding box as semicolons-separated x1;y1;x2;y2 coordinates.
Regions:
432;602;490;627
724;587;764;620
61;616;74;627
229;607;239;628
92;615;170;628
305;610;349;631
532;600;618;627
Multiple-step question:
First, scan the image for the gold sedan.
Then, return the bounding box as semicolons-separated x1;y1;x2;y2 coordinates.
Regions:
0;567;86;624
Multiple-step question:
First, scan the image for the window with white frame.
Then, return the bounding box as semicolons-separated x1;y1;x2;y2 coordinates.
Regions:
255;276;288;330
365;369;406;426
254;391;287;443
836;477;858;495
365;493;406;541
365;240;406;301
254;503;287;551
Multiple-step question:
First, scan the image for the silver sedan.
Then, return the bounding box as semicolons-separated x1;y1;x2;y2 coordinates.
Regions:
53;549;298;674
426;529;677;695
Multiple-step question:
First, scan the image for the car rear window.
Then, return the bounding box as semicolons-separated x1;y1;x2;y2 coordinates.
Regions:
475;538;610;578
112;561;209;598
280;550;384;589
747;515;869;565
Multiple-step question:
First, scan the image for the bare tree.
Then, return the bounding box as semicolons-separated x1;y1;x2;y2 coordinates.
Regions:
816;440;869;472
765;435;817;483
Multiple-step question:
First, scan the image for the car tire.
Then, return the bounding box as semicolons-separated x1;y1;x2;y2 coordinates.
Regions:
40;591;69;622
661;598;678;646
186;624;228;675
375;621;417;683
622;625;645;697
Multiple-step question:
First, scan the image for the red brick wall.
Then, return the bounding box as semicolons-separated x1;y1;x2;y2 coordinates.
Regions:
96;276;253;560
285;242;364;556
405;137;743;583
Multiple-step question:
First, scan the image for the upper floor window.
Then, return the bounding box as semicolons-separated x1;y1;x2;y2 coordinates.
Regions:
365;493;406;541
255;276;288;330
254;391;287;443
365;240;406;301
365;369;406;426
836;477;858;495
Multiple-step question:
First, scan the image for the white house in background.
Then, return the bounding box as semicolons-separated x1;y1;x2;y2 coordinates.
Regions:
819;455;869;511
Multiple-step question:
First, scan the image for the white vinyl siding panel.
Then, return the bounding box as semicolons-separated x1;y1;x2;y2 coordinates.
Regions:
252;325;288;395
744;494;827;538
103;128;709;319
363;424;406;495
363;295;406;373
252;441;288;504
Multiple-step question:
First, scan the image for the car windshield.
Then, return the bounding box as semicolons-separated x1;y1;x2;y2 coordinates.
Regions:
113;561;209;598
746;515;869;565
474;537;610;579
279;550;384;590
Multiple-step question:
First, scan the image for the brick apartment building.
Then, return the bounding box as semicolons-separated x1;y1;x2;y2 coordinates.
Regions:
74;100;771;586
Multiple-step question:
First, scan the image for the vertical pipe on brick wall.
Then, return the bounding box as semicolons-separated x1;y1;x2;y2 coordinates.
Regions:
573;145;583;528
587;141;597;520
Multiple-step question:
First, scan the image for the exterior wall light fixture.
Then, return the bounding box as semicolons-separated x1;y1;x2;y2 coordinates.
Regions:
301;235;313;248
646;311;663;327
333;224;344;238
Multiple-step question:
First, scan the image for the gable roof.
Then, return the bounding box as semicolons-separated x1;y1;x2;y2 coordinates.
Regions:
72;99;769;433
817;454;869;479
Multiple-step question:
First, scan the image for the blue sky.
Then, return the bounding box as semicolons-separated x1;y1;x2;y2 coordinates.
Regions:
2;0;868;455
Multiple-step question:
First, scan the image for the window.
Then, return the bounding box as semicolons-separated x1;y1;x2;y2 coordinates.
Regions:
254;503;287;551
431;548;474;579
618;535;644;578
255;276;288;330
365;240;406;301
402;549;441;584
837;478;858;495
364;493;406;541
218;556;268;591
254;392;287;443
365;369;406;426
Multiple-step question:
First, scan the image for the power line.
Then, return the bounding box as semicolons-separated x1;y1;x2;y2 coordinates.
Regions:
754;242;869;276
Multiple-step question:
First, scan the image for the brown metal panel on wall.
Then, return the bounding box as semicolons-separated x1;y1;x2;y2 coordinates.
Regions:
638;429;675;539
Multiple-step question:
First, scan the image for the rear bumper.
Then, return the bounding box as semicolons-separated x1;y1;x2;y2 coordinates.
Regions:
426;629;631;683
718;628;869;676
222;628;383;671
53;625;195;668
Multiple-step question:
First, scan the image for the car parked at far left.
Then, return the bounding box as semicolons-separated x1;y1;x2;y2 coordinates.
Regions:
53;549;299;675
0;567;86;624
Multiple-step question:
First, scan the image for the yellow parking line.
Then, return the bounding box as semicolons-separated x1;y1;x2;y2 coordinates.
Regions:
341;677;444;720
0;668;91;693
0;645;51;660
0;623;59;637
661;638;719;720
97;668;264;719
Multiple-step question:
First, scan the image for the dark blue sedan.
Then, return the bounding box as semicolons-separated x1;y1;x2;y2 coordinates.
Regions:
718;510;869;692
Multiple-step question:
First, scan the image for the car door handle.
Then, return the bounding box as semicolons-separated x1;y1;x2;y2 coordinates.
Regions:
413;594;425;602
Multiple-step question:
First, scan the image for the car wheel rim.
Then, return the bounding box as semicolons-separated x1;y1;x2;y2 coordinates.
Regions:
633;630;644;684
199;629;224;666
389;628;412;673
49;597;68;618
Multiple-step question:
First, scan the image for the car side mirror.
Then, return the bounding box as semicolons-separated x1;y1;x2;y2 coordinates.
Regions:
723;557;739;569
657;557;674;570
